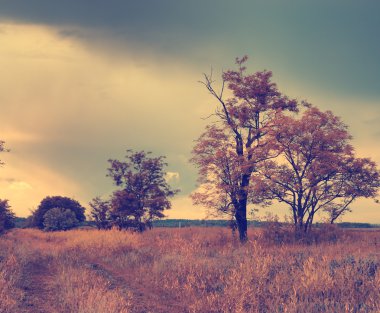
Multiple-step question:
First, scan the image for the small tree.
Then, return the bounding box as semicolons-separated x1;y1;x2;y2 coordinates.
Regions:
107;150;179;232
32;196;86;229
0;199;15;234
43;208;79;231
89;197;112;229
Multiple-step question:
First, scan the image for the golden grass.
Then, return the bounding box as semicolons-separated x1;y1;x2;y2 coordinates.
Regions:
0;227;379;312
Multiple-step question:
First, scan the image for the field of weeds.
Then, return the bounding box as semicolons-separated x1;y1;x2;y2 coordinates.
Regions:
0;227;379;313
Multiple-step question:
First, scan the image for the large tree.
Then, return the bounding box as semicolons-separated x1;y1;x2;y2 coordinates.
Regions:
192;56;298;242
261;107;379;234
107;150;179;232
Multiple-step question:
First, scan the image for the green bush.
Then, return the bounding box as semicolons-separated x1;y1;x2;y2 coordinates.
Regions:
43;208;79;231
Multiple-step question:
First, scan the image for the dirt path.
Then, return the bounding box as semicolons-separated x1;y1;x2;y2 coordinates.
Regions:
17;257;59;313
86;261;188;313
15;255;184;313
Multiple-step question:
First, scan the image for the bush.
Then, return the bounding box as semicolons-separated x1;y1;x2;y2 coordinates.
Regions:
0;199;15;234
43;208;79;231
261;220;295;245
261;220;347;245
31;196;86;229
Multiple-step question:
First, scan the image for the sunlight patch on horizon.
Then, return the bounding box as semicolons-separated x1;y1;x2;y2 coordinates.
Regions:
0;155;82;216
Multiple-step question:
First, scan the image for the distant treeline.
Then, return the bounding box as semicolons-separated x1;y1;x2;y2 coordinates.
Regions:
12;217;379;229
152;219;379;229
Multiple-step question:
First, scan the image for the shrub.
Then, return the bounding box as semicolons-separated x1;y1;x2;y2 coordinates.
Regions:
43;208;79;231
308;223;346;244
261;220;295;245
262;220;347;245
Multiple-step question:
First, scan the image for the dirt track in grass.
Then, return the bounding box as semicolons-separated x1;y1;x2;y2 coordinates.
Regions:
17;257;59;313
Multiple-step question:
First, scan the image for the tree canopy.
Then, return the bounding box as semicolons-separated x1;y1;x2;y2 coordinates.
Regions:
261;107;380;234
106;150;179;231
31;196;86;229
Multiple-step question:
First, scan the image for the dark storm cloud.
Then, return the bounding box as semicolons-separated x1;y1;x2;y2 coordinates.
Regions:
0;1;229;43
1;0;380;98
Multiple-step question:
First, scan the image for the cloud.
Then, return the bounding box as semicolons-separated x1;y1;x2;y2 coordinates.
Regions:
165;171;180;183
0;129;41;144
166;195;207;219
9;181;32;191
0;22;212;216
0;153;82;216
0;1;236;68
1;1;379;100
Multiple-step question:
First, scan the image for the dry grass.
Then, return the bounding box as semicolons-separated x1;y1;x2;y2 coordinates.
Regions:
0;227;379;312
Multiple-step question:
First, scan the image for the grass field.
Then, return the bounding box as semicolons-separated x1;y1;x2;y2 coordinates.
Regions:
0;227;379;313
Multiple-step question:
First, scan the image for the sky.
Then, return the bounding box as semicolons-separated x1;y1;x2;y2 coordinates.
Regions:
0;1;379;222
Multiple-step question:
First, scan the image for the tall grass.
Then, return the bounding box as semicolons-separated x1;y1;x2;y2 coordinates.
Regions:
0;227;379;312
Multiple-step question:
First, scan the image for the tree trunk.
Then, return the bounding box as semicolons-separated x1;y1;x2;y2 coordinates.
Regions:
233;174;250;243
294;215;305;240
235;204;248;243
